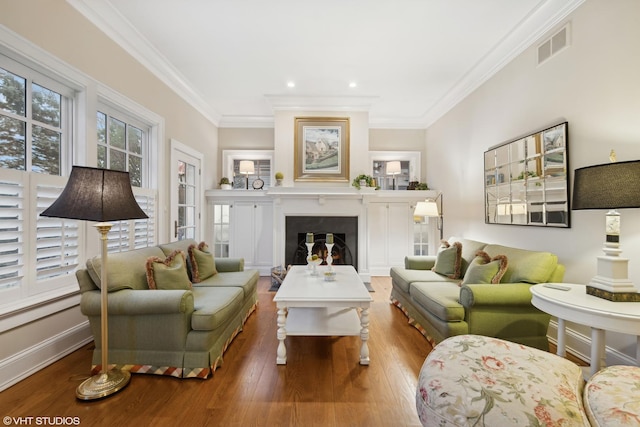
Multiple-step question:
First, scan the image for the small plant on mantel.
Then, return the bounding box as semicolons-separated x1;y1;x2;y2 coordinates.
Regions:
352;174;376;190
219;177;232;189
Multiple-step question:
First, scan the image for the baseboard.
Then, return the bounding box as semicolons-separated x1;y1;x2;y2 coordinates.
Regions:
547;320;636;366
0;321;93;392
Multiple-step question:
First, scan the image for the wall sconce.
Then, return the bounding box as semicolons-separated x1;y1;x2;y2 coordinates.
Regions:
414;193;443;240
239;160;255;190
386;161;401;190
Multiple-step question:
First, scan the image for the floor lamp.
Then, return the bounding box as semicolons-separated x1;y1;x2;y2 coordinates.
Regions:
41;166;148;400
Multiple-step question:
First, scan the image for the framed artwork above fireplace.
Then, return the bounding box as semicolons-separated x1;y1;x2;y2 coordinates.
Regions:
294;117;350;183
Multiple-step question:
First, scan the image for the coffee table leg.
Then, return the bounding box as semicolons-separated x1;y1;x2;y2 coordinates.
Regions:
359;307;370;365
276;307;287;365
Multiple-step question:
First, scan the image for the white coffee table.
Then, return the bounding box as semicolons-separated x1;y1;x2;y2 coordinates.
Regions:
273;265;373;365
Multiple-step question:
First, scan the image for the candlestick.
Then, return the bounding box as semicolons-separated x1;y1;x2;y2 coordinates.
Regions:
306;232;314;244
326;233;333;244
326;243;334;271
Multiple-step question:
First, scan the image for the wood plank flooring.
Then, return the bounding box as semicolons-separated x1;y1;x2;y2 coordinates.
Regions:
0;276;432;426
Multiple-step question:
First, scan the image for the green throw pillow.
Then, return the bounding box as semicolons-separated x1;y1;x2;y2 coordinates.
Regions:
145;250;192;290
188;242;218;283
461;250;508;285
432;241;462;279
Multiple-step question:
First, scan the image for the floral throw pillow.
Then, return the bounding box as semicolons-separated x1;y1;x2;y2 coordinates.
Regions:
432;240;463;279
188;242;218;283
145;250;192;290
461;250;508;285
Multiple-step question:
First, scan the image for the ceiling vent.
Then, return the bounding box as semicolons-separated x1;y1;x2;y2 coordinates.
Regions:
537;23;570;65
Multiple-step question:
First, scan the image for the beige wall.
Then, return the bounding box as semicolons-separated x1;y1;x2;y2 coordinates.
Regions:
0;0;219;389
425;0;640;361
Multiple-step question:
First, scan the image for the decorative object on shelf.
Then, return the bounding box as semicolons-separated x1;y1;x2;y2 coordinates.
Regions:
415;182;429;190
252;177;264;190
352;174;376;190
294;117;350;183
414;193;444;240
274;171;284;186
484;122;569;227
307;254;322;276
572;157;640;301
219;177;231;190
239;160;254;189
41;166;148;400
386;161;401;190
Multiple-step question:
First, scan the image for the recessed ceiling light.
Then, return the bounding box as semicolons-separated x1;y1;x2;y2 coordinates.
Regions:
287;81;295;88
349;81;357;88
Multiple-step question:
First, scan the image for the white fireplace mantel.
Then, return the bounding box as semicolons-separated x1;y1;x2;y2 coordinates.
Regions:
206;188;437;280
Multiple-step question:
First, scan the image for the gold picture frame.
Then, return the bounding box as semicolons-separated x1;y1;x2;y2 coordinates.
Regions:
294;117;350;182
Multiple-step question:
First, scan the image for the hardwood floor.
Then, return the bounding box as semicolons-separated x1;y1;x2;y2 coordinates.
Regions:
0;276;432;426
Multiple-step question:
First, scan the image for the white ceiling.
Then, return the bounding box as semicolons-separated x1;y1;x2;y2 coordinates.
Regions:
68;0;583;128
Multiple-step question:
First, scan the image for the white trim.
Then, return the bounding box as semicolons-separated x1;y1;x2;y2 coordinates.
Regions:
0;322;92;392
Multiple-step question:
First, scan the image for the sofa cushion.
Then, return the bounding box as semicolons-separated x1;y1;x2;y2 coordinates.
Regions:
484;244;558;284
190;286;244;331
196;270;259;299
432;241;462;279
86;246;165;291
584;365;640;426
449;237;488;276
390;267;454;293
461;251;508;285
145;250;192;290
188;242;218;282
410;282;465;322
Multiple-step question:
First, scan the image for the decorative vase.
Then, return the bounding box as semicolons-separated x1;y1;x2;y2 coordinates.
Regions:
276;179;283;186
221;184;232;190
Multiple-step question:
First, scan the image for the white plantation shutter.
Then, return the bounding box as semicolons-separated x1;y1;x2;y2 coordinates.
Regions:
106;187;157;254
0;170;25;293
35;178;79;281
133;189;156;248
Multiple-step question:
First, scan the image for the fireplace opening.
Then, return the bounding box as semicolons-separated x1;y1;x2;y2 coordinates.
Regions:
285;216;358;270
292;233;353;266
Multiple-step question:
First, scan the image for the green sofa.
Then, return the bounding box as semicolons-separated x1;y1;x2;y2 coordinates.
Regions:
75;239;259;379
390;237;565;350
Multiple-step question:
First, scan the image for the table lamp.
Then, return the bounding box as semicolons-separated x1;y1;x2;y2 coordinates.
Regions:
386;161;401;190
572;158;640;301
414;193;443;240
41;166;148;399
239;160;255;189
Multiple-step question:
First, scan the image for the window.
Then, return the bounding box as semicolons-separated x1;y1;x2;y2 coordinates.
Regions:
222;150;274;189
0;55;77;307
97;108;147;188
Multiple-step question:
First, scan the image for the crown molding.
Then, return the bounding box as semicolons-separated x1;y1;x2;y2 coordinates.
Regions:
419;0;586;128
66;0;222;126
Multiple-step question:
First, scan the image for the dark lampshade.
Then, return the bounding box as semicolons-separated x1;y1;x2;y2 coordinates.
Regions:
572;160;640;210
41;166;148;222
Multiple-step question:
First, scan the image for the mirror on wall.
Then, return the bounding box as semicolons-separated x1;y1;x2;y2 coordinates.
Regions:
484;122;570;227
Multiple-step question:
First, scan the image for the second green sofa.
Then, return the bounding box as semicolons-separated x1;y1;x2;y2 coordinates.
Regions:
390;237;565;350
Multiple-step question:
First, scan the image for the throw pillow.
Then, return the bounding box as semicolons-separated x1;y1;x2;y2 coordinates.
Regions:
461;250;508;285
145;250;192;290
432;240;463;279
187;241;218;283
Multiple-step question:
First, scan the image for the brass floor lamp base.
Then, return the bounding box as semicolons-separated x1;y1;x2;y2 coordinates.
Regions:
76;368;131;400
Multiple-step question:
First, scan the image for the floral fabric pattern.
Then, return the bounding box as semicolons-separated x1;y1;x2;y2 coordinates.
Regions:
416;334;590;426
584;365;640;426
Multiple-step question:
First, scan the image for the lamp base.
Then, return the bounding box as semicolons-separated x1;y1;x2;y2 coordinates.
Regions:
586;286;640;302
76;368;131;400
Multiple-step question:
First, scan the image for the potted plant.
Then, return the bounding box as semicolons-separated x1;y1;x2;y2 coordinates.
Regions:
274;171;283;186
219;177;232;190
352;174;377;190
